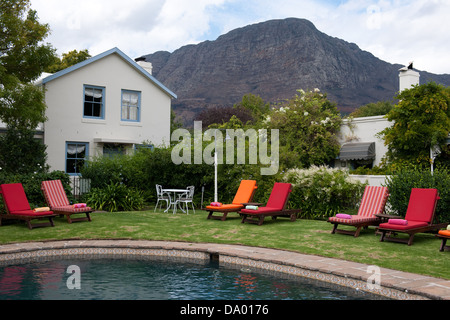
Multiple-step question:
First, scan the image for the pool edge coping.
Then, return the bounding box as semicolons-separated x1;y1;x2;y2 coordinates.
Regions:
0;239;448;300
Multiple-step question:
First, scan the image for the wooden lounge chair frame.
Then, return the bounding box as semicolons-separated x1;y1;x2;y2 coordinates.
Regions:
205;180;258;221
328;186;390;237
41;180;92;224
437;232;450;252
0;183;57;230
240;183;301;226
377;188;446;246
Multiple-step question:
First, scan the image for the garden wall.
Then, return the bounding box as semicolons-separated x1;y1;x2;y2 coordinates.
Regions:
349;175;388;187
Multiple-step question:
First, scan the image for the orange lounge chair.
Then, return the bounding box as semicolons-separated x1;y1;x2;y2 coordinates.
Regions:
378;188;446;246
328;186;389;237
240;182;300;226
205;180;257;221
437;227;450;252
41;180;92;223
0;183;57;230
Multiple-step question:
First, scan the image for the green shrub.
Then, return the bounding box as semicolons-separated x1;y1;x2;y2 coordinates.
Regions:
85;183;144;212
384;167;450;223
80;147;212;207
283;166;367;219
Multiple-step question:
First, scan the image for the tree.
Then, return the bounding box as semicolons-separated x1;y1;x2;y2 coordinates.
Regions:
0;0;56;175
265;89;342;169
195;105;253;129
0;126;48;174
46;49;91;73
378;82;450;167
233;93;270;122
0;0;56;130
349;101;393;118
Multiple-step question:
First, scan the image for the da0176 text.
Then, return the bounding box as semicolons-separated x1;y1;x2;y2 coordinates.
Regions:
224;304;269;315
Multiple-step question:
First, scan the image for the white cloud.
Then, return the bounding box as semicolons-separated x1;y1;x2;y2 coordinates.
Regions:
30;0;450;74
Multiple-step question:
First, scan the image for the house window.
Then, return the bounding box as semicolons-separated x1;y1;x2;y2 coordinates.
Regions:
66;142;88;175
135;144;154;152
103;143;126;158
121;90;141;122
84;85;105;119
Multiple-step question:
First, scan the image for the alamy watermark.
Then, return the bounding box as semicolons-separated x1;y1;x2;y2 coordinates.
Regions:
171;121;280;175
366;265;381;290
66;265;81;290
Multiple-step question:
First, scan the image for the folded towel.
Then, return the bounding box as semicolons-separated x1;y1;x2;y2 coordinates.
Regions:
245;205;258;210
335;214;352;219
33;207;50;212
210;202;222;207
73;203;87;208
388;219;408;225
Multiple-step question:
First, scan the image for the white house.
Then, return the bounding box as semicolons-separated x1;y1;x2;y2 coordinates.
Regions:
336;115;392;169
35;47;177;175
335;64;422;170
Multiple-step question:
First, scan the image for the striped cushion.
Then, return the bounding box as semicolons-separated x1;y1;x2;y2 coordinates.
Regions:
41;180;70;207
52;205;92;213
356;186;389;218
328;215;379;225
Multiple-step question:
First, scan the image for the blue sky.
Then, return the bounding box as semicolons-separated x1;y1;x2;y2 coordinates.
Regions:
31;0;450;74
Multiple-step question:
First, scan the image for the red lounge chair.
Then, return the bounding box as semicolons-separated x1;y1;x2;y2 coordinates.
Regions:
0;183;57;230
378;188;445;246
41;180;92;223
205;180;257;221
240;182;300;226
328;186;389;237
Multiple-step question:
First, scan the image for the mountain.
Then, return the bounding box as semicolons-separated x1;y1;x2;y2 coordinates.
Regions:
141;18;450;125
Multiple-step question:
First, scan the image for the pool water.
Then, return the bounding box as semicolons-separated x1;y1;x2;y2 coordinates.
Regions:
0;258;384;300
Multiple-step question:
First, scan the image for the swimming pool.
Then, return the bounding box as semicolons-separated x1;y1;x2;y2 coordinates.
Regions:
0;257;385;300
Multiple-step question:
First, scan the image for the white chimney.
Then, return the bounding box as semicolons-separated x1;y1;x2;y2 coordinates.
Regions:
135;57;153;75
137;60;153;75
399;62;419;92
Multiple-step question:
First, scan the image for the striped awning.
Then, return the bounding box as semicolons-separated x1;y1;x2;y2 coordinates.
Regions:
339;142;375;161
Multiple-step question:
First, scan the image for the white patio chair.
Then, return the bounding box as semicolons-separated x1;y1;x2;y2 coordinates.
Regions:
176;186;195;214
155;184;171;212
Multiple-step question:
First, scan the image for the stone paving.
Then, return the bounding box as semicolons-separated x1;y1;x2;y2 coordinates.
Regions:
0;240;448;300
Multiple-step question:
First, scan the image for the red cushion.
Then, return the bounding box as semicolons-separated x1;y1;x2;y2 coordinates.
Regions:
10;210;54;217
265;183;291;210
240;207;280;214
405;188;439;223
0;183;31;212
379;220;429;230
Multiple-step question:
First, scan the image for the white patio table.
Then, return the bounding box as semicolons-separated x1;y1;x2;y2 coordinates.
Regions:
161;188;189;214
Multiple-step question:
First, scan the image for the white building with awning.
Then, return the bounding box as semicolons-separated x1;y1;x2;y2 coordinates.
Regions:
337;115;392;169
35;47;177;175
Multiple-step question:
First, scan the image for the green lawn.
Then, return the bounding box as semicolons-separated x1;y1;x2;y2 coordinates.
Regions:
0;209;448;280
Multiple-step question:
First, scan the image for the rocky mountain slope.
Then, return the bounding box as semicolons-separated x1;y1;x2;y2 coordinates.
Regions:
141;18;450;125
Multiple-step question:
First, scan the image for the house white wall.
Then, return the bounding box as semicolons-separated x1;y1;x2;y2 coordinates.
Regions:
338;115;393;168
41;49;175;173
